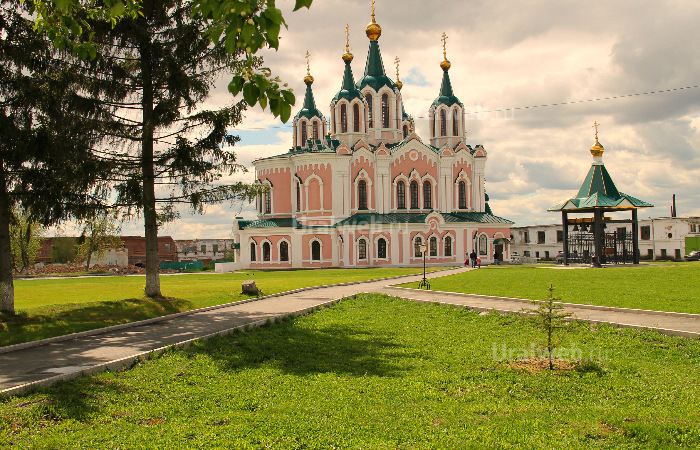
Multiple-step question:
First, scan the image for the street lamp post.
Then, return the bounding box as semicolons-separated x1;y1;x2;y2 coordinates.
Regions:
418;244;430;289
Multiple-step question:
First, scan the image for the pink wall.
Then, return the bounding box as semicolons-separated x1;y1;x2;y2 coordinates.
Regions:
351;155;375;210
296;163;333;212
258;167;292;215
249;235;293;268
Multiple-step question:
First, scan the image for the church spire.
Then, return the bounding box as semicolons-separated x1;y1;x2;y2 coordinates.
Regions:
295;51;323;121
432;32;463;108
334;25;363;102
357;0;395;91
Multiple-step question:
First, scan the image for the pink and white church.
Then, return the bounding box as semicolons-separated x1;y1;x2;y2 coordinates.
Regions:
230;11;512;270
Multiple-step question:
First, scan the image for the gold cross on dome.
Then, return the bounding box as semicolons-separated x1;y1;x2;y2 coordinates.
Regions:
371;0;376;22
395;56;400;81
305;50;310;76
442;32;448;60
593;121;600;140
345;24;350;52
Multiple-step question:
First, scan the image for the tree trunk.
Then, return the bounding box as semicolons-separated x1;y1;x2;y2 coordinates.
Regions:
140;0;161;298
0;165;15;314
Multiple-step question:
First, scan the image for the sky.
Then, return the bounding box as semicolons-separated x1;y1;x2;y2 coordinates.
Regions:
102;0;699;239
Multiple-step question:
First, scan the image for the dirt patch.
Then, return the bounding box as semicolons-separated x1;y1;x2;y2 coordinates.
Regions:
506;358;577;372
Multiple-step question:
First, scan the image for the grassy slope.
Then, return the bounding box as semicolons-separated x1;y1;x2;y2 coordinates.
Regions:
402;264;700;314
0;267;442;347
1;294;699;448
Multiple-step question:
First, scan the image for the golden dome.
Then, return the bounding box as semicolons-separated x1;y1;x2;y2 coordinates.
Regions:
303;74;314;85
366;21;381;41
342;51;354;62
440;59;451;70
590;138;604;157
396;80;403;90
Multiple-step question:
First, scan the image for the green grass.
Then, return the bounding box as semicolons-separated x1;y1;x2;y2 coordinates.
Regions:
401;264;700;314
2;293;699;448
0;267;444;347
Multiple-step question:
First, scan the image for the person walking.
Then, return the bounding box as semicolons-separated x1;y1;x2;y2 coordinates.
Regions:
469;251;477;268
493;251;499;265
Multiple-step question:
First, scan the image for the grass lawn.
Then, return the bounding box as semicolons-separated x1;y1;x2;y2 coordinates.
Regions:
1;293;699;448
0;267;444;348
402;264;700;314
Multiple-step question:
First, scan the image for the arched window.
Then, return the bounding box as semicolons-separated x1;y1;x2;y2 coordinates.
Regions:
452;109;459;136
444;236;452;256
340;104;348;133
262;242;271;261
429;236;437;256
458;181;467;209
358;180;367;210
312;121;319;140
377;237;387;259
311;240;321;261
296;183;301;212
410;181;419;209
478;234;488;256
358;239;367;260
403;125;408;138
280;241;289;262
250;242;256;262
301;121;307;145
430;115;435;138
414;236;422;257
397;181;406;209
381;93;389;128
353;103;360;132
265;192;271;214
440;109;447;136
366;94;373;128
423;181;432;210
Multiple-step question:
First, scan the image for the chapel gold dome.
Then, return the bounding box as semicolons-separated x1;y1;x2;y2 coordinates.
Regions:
366;21;381;41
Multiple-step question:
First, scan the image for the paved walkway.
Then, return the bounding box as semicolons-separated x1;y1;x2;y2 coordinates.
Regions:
2;267;699;396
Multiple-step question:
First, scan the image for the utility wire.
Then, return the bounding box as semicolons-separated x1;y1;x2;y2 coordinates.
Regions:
233;84;700;132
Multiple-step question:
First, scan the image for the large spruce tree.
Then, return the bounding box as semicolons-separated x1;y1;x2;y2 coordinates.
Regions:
84;0;261;297
0;1;108;313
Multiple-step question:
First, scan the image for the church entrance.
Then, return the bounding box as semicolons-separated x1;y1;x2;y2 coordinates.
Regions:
495;244;503;261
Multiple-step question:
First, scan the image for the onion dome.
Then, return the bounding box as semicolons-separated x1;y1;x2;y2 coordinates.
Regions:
590;121;605;157
365;2;381;41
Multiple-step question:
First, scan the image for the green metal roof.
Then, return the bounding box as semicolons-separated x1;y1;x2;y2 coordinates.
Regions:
335;212;513;227
238;218;300;230
333;59;364;102
356;40;396;92
294;82;324;120
431;67;463;108
549;162;653;212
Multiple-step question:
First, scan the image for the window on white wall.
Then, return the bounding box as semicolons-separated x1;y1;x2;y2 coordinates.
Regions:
478;234;487;256
262;242;271;261
429;237;437;256
358;180;368;210
414;236;422;257
444;236;452;256
280;241;289;262
312;241;321;261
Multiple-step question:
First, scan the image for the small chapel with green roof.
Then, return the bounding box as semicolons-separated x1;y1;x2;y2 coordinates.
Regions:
230;4;513;269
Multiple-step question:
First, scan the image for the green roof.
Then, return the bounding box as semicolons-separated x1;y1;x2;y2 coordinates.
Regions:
335;212;513;227
294;82;324;121
238;218;300;230
356;40;396;92
549;162;653;212
333;59;363;102
431;67;463;108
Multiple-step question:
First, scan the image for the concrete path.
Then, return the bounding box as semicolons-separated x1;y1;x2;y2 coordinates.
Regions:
2;266;699;396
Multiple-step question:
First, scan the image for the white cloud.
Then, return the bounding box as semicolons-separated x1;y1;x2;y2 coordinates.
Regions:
90;0;700;238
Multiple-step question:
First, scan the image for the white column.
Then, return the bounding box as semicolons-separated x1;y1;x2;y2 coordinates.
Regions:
291;232;303;268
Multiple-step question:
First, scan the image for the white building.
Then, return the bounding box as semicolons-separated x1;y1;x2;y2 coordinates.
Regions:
511;216;700;261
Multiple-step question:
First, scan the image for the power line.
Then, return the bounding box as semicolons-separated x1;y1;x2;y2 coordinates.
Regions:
234;84;700;131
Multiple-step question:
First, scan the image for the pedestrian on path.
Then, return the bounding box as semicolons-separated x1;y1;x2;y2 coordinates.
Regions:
493;251;499;265
469;251;477;268
476;257;481;268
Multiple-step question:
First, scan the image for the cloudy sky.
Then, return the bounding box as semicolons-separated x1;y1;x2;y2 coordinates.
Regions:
111;0;699;239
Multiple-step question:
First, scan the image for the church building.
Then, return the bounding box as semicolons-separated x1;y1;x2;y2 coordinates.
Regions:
230;8;512;269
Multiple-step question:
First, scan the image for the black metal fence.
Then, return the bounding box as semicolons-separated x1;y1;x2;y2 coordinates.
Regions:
567;230;636;264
